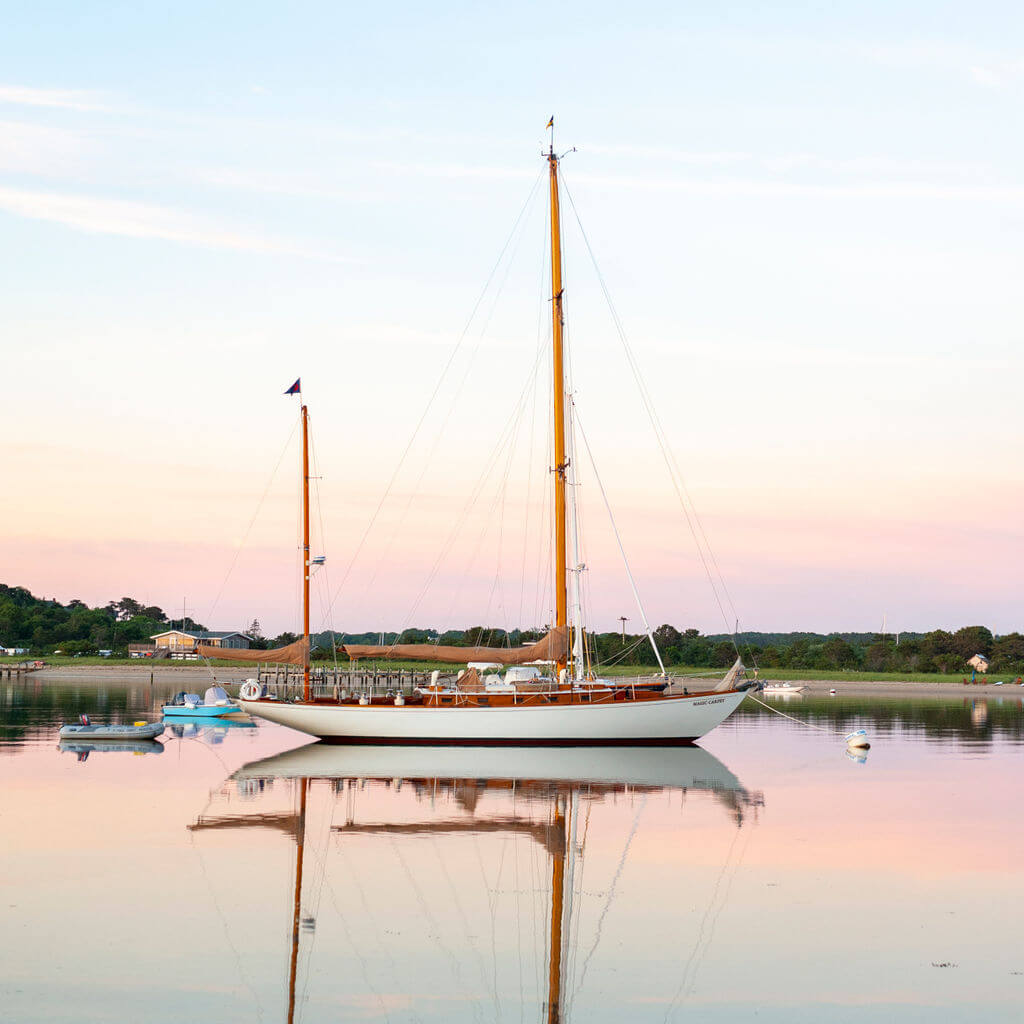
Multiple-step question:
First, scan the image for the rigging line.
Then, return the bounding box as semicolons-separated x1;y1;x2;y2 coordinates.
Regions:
388;835;482;1020
559;175;740;642
672;819;756;1016
440;312;549;632
573;404;666;675
532;368;555;632
480;340;543;645
186;830;267;1023
519;201;550;631
206;418;299;625
332;834;408;1003
347;179;544;626
386;332;551;651
296;783;338;1022
319;849;400;1024
392;334;544;642
568;795;647;1005
440;330;544;639
308;425;340;670
473;831;507;1019
426;827;492;999
662;822;744;1024
598;634;647;670
563;793;587;1013
322;167;545;626
511;824;526;1024
603;647;649;674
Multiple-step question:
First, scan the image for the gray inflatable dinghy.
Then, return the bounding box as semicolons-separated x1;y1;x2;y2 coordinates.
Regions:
59;718;164;741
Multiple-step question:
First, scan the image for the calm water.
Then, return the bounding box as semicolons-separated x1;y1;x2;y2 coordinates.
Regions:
2;680;1022;1022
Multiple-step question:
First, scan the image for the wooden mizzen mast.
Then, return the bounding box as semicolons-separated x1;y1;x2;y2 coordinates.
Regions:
301;401;311;701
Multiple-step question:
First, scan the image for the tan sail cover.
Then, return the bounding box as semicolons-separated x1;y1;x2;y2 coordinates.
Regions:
714;656;746;692
195;638;309;667
343;627;568;665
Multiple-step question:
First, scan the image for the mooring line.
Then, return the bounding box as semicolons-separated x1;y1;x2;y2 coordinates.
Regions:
747;694;834;734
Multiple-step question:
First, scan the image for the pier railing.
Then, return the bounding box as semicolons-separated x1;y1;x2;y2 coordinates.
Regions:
254;665;458;701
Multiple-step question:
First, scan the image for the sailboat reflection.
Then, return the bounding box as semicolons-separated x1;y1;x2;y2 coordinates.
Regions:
191;744;763;1022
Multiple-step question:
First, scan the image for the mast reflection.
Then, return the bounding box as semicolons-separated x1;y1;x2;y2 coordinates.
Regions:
190;744;763;1023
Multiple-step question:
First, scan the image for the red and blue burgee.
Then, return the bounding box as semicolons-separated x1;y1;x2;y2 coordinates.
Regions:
284;378;301;395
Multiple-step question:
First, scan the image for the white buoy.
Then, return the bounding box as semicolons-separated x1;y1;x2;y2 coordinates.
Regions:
846;728;870;749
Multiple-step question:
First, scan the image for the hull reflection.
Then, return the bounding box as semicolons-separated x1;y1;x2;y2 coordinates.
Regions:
234;741;748;792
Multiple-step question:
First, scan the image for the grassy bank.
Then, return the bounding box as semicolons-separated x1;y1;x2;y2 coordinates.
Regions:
7;654;1014;685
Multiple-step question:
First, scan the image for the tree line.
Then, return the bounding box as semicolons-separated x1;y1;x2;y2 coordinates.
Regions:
3;585;1021;674
0;586;292;656
313;622;1023;674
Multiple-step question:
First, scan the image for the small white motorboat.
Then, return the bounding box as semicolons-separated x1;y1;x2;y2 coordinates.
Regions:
59;716;164;741
163;685;238;718
760;682;806;695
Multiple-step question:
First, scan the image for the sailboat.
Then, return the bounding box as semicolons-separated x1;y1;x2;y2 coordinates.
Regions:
215;131;754;744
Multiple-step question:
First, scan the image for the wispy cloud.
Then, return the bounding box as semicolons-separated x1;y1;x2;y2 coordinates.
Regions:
0;84;109;112
573;172;1024;206
371;158;534;181
0;184;353;261
0;120;87;173
968;60;1024;88
199;167;385;203
856;40;1024;89
585;142;983;178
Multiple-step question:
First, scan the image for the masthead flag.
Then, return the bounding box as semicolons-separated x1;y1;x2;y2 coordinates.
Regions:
546;116;554;129
284;378;301;395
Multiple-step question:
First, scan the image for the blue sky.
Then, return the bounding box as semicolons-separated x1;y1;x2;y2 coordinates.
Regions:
2;2;1023;636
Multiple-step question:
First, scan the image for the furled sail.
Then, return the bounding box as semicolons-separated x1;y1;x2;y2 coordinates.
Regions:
343;627;568;665
714;656;746;692
196;638;309;667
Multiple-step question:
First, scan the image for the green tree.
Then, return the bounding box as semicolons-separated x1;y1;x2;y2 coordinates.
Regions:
992;633;1024;673
822;636;859;669
711;641;735;667
951;626;993;661
863;642;890;672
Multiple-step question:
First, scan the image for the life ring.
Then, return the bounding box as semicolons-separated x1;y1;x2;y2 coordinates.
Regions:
239;680;262;700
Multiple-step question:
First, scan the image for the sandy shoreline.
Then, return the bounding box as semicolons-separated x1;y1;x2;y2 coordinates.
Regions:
12;664;1023;699
27;665;254;685
770;678;1024;699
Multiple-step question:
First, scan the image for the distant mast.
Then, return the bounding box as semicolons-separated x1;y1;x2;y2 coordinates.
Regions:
548;121;569;679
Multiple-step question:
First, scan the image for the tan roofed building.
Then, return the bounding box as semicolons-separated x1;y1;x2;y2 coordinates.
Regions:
150;630;251;653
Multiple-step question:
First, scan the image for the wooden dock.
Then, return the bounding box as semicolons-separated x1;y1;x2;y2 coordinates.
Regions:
1;662;43;679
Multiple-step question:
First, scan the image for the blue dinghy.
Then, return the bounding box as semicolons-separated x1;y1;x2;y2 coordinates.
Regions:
163;685;239;718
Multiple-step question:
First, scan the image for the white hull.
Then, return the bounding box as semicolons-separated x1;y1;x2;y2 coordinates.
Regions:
236;689;747;744
761;684;806;695
233;741;745;791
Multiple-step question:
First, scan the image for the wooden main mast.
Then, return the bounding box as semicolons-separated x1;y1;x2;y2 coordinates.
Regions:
548;136;568;677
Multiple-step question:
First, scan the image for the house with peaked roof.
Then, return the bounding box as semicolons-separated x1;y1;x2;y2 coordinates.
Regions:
150;629;251;654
